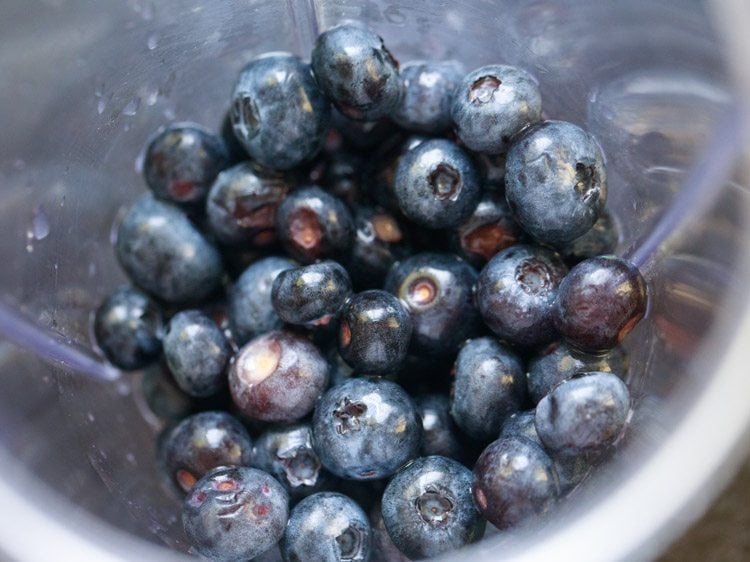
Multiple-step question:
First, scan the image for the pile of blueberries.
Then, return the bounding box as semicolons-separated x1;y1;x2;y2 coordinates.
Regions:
93;22;649;562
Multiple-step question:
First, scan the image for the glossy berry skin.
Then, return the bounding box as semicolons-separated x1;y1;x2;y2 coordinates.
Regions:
527;341;628;404
183;466;289;562
451;65;542;154
381;456;485;560
312;24;402;121
554;256;648;353
452;191;524;267
162;411;253;493
535;372;631;458
206;162;290;247
230;330;328;423
385;252;481;357
476;244;568;348
142;122;229;207
472;436;559;529
93;286;163;370
560;210;620;264
348;206;410;290
163;310;231;398
276;186;354;264
252;423;333;502
271;261;352;327
395;139;481;229
393;60;464;134
338;290;413;375
312;378;421;481
115;195;224;304
231;53;331;170
281;492;372;562
450;337;526;442
228;256;296;345
505;120;607;246
220;110;248;164
499;410;591;494
415;394;466;461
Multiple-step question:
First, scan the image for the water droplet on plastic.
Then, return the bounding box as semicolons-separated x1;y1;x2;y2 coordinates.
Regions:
123;98;140;116
87;412;95;422
25;229;34;253
125;452;137;465
32;205;50;240
88;262;97;277
97;98;107;114
145;89;159;106
116;379;132;396
147;34;160;50
163;106;175;120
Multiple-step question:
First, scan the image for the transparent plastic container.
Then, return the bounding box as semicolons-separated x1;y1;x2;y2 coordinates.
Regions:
1;0;750;560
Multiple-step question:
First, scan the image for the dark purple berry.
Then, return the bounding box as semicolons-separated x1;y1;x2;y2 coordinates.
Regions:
229;331;329;423
553;256;647;352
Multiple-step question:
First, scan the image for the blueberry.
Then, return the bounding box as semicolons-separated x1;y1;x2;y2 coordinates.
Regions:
553;256;648;353
347;206;410;290
115;195;224;304
370;501;411;562
322;151;364;207
228;256;296;345
451;65;542;154
183;466;289;562
312;378;421;480
139;362;195;422
231;53;331;170
142;122;230;207
385;252;481;357
560;209;620;264
330;108;398;151
271;261;352;327
363;134;426;213
414;394;467;462
450;337;526;442
163;310;230;398
498;410;541;444
206;162;291;247
505;120;607;246
472;436;559;529
526;340;628;404
381;456;485;559
281;492;372;562
395;139;481;229
312;23;402;121
327;347;355;388
452;191;524;267
535;372;631;457
275;186;354;264
338;290;413;375
252;423;333;502
230;330;328;423
476;244;568;348
499;410;591;494
161;411;253;493
220;110;248;164
93;286;163;370
393;60;464;134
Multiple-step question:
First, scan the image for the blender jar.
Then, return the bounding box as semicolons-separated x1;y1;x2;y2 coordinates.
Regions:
1;0;749;560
